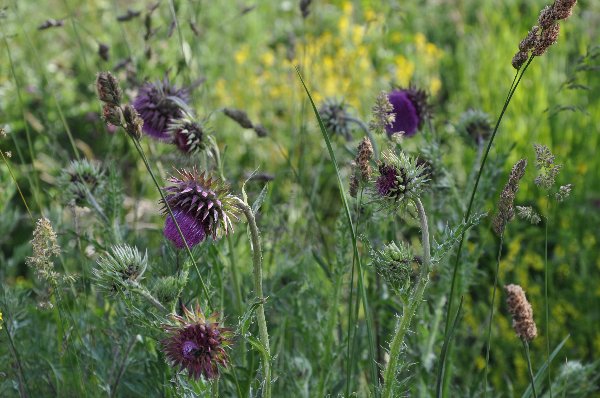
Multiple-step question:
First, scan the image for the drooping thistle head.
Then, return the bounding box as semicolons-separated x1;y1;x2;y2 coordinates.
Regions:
456;109;493;145
373;150;428;207
386;87;431;138
505;284;537;342
133;78;190;140
59;159;105;206
371;241;415;296
161;169;236;249
318;98;352;140
167;117;207;155
94;244;148;295
161;304;233;380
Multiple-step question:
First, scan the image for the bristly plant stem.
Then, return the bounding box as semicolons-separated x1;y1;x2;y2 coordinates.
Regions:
544;201;552;398
130;138;213;311
381;198;431;398
438;55;534;396
523;340;538;398
233;197;271;398
483;233;504;396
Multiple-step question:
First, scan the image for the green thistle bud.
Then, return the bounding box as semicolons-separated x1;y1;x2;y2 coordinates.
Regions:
372;241;415;296
59;159;105;206
94;244;148;295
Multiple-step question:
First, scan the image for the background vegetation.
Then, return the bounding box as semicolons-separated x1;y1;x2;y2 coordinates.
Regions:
1;0;598;396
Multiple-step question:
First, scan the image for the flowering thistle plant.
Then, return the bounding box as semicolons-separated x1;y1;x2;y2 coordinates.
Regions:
133;78;190;140
162;304;233;380
161;169;237;248
373;150;428;207
385;87;430;138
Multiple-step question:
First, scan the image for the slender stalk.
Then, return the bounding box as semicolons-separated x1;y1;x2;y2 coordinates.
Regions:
439;57;534;395
3;326;29;398
233;197;271;398
483;233;504;396
132;282;168;313
381;198;431;398
130;138;213;311
110;336;137;398
227;235;243;314
544;202;552;398
523;340;538;398
0;150;33;220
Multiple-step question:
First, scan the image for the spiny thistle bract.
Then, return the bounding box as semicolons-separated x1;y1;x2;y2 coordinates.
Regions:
161;304;233;380
386;87;430;138
161;169;236;248
133;78;190;141
318;98;352;140
456;109;493;144
168;117;207;155
373;150;428;206
371;241;414;296
94;244;148;295
59;159;105;205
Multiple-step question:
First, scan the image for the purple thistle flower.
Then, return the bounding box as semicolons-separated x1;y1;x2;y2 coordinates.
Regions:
373;150;428;205
133;78;190;140
385;88;430;138
162;305;233;380
376;163;406;199
161;169;236;249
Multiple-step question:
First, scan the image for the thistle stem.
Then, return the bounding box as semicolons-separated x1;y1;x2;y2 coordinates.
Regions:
381;198;431;398
544;203;552;398
483;233;504;396
523;340;538;398
130;138;213;311
233;197;271;398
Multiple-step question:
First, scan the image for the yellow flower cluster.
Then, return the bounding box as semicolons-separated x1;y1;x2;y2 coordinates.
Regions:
212;2;443;124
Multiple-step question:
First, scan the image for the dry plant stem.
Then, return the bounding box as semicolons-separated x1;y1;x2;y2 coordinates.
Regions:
381;198;431;398
524;340;538;398
233;197;272;398
440;56;533;394
130;138;213;311
483;233;504;396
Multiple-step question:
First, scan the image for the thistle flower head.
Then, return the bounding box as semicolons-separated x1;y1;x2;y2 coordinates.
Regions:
369;91;395;134
161;169;236;248
319;98;352;140
133;78;190;140
162;305;233;380
505;284;537;342
386;87;430;138
373;150;428;206
456;109;493;144
94;244;148;295
59;159;104;205
371;241;415;295
168;117;207;155
492;159;527;235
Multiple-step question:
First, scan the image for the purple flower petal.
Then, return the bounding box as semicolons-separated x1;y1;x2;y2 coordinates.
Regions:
164;209;206;248
386;90;420;137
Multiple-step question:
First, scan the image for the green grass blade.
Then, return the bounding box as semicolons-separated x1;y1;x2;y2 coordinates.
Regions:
295;66;378;396
521;335;570;398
